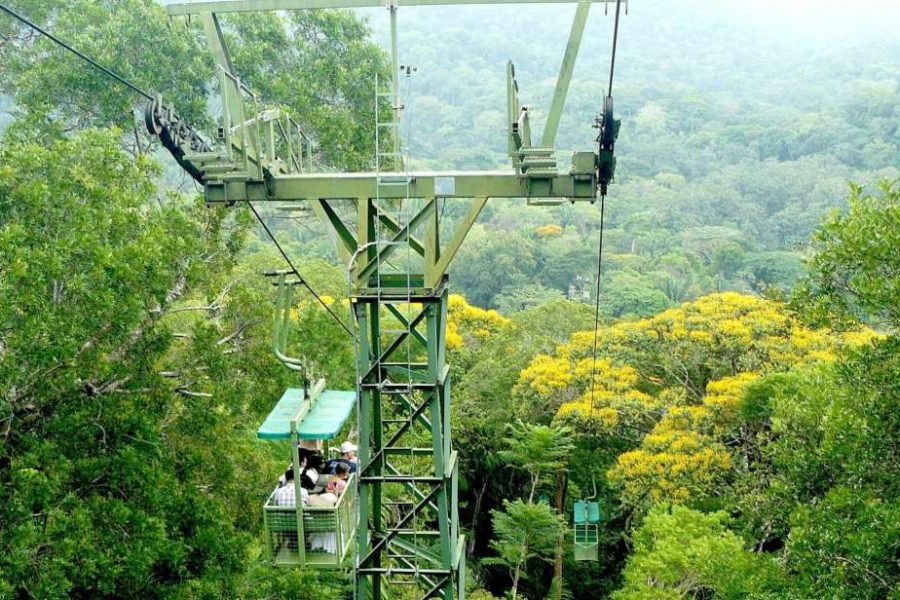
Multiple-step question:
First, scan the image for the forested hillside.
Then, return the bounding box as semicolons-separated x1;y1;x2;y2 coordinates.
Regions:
358;0;900;312
1;1;898;599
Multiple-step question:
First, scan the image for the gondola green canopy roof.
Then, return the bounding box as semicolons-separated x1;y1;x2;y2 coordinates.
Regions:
257;388;356;441
574;500;601;524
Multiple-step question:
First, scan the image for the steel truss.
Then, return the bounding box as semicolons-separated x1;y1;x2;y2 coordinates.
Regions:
353;281;462;599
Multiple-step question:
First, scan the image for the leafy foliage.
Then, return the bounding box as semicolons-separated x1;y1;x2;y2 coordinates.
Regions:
0;0;210;143
0;0;388;170
487;500;567;600
498;421;574;503
613;506;780;600
222;9;390;170
795;180;900;330
0;3;898;600
0;130;251;596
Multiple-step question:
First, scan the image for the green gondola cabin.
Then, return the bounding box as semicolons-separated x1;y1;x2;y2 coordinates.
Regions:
573;499;601;562
258;379;358;568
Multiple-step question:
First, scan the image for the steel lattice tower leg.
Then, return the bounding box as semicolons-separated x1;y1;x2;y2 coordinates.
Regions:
353;282;463;600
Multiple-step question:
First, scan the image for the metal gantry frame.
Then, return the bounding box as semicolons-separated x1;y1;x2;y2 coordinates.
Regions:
151;1;623;598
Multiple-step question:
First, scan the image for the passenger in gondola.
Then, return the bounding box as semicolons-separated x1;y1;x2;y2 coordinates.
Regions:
277;454;320;491
300;464;319;491
301;447;325;471
274;467;309;507
323;441;358;474
341;441;358;464
326;462;350;495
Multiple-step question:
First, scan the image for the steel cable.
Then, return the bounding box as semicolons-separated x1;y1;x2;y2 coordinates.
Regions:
588;0;623;423
0;2;153;100
246;202;357;341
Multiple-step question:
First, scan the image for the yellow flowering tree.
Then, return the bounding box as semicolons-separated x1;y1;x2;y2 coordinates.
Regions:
535;223;564;237
606;372;759;509
530;293;854;424
592;292;842;398
446;293;511;352
511;293;875;511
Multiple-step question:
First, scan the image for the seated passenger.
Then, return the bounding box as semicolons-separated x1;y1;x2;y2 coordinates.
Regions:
277;455;320;490
274;467;309;507
326;462;351;495
308;462;351;555
324;441;359;474
342;441;358;465
300;465;319;491
308;492;337;507
307;464;348;507
300;448;325;472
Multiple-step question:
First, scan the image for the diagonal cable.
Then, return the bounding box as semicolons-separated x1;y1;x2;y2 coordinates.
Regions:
0;2;152;100
246;201;356;341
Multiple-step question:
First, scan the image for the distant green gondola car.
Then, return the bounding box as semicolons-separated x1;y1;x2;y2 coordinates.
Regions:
258;380;358;568
573;499;600;562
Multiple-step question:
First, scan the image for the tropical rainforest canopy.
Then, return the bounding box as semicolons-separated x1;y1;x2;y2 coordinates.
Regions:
0;0;898;598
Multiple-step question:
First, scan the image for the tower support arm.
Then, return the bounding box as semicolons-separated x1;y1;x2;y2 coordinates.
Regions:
204;170;598;203
541;0;590;147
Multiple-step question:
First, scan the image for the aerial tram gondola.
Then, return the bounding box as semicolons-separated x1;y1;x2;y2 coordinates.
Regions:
572;477;601;562
257;271;358;568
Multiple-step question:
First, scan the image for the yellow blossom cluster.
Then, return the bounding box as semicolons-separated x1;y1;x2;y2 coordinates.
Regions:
446;294;510;351
612;293;812;361
514;292;883;508
518;355;573;396
533;293;861;418
648;405;716;438
535;223;564;237
604;370;769;506
518;340;648;417
608;395;735;506
609;434;732;505
838;328;885;348
556;389;657;427
702;372;760;428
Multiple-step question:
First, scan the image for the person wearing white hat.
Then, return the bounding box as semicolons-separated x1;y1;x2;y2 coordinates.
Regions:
323;440;358;475
340;441;358;463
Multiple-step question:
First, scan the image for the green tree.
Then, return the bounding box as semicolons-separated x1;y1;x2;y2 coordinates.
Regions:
222;9;390;170
0;121;361;598
613;506;781;600
0;0;210;147
488;500;567;600
495;283;565;314
452;225;536;308
739;251;804;292
795;180;900;330
499;421;574;503
453;301;593;558
0;1;388;170
600;269;671;318
486;422;574;600
0;130;256;596
733;339;900;598
786;486;900;600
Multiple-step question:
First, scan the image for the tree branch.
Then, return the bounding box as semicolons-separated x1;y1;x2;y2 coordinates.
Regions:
176;388;212;398
217;319;260;346
831;555;890;589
